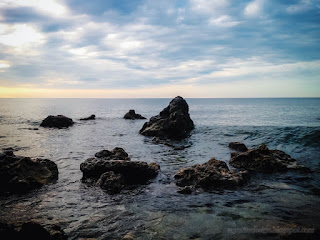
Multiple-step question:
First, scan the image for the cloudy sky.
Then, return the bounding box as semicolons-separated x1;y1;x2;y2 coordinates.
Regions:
0;0;319;97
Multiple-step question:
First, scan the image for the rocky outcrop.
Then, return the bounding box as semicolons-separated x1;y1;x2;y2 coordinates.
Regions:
230;144;309;173
80;148;160;194
140;96;194;140
95;147;130;160
80;114;95;121
174;158;249;193
0;151;58;194
228;142;248;152
40;115;74;128
124;110;146;120
0;221;67;240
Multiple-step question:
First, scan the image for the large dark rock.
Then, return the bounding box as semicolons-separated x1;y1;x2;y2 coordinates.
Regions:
40;115;74;128
124;110;146;120
140;96;194;140
0;221;67;240
230;144;309;173
80;148;160;194
0;151;58;194
80;114;95;121
228;142;248;152
174;158;249;193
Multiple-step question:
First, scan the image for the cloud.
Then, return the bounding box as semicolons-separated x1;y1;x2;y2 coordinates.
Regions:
244;0;264;18
0;0;319;97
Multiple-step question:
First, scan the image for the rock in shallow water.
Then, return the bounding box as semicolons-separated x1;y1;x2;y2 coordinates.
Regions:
80;114;95;121
174;158;249;192
124;110;146;120
140;96;194;140
0;151;58;194
228;142;248;152
0;221;67;240
95;147;130;160
229;144;309;173
40;115;74;128
80;148;160;194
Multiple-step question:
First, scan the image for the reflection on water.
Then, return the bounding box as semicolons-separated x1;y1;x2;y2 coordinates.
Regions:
0;98;320;239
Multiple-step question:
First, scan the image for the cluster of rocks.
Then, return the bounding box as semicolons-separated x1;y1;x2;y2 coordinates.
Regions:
0;151;58;194
174;142;309;194
80;147;160;194
0;221;66;240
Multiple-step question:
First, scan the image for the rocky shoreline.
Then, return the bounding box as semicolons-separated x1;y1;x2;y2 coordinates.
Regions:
0;96;316;239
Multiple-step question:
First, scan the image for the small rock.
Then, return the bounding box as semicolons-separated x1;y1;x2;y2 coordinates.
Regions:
80;114;95;121
40;115;74;128
124;110;146;120
94;147;130;160
228;142;248;152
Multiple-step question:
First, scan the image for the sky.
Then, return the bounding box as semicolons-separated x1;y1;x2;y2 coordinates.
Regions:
0;0;319;98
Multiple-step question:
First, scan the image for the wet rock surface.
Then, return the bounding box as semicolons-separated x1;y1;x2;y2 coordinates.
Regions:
124;110;146;120
0;221;67;240
40;115;74;128
174;158;249;192
140;96;194;140
80;148;160;194
228;142;248;152
230;144;309;173
0;151;58;194
80;114;95;121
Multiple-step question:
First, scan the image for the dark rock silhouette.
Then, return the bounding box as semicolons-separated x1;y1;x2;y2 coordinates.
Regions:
174;158;249;193
95;147;130;160
228;142;248;152
140;96;194;140
80;114;95;121
124;110;146;120
80;148;160;194
0;221;67;240
40;115;74;128
230;144;309;173
0;151;58;194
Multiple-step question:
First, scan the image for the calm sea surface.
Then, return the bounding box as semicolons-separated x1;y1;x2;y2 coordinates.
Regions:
0;98;320;239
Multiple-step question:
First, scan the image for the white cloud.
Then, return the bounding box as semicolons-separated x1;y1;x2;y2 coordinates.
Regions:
0;24;45;47
244;0;264;17
209;15;241;27
0;0;68;17
190;0;229;14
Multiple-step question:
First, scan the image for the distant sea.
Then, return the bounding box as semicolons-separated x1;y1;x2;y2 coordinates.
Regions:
0;98;320;239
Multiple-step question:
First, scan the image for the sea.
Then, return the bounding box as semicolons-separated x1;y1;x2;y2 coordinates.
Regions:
0;98;319;239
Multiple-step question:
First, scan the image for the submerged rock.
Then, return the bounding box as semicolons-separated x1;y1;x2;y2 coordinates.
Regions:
124;110;146;120
0;221;67;240
40;115;74;128
80;114;95;121
229;144;309;173
80;148;160;194
0;151;58;194
228;142;248;152
174;158;249;192
140;96;194;140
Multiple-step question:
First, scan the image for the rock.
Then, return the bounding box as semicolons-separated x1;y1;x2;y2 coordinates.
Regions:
94;147;130;160
228;142;248;152
40;115;74;128
0;151;58;194
0;221;67;240
229;144;309;173
124;110;146;120
80;114;95;121
140;96;194;140
80;148;160;194
174;158;249;192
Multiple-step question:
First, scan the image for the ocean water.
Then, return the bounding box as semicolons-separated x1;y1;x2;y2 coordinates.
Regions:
0;98;320;239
